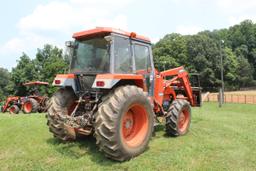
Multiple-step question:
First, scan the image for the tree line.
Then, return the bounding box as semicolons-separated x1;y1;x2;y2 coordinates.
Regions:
1;20;256;100
153;20;256;91
0;45;68;100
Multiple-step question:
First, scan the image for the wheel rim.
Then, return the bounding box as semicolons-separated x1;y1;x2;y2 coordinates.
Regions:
24;102;32;113
9;106;16;114
122;104;149;148
178;108;190;133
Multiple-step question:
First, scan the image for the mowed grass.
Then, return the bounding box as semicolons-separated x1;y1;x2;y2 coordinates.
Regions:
0;103;256;171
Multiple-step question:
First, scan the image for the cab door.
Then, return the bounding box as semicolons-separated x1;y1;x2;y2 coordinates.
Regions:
132;42;154;96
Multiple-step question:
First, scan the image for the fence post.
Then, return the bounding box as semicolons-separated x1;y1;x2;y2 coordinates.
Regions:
231;94;233;103
245;95;246;104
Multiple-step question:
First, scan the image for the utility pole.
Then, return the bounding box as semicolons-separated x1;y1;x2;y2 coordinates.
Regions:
220;40;225;106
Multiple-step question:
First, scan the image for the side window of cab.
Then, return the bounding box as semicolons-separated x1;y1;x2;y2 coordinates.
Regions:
134;44;151;72
114;36;133;73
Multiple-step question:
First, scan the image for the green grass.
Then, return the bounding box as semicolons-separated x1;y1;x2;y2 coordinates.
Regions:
0;103;256;171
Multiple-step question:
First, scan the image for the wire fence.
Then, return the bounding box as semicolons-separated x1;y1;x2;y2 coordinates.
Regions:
204;94;256;104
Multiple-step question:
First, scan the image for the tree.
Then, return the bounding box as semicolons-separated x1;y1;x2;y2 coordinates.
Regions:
186;34;222;90
34;44;69;94
11;53;37;96
10;45;69;96
153;33;188;71
222;47;239;89
0;68;11;100
235;47;254;87
153;19;256;91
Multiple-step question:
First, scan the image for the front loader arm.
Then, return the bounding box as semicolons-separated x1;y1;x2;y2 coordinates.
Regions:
160;66;184;77
1;97;20;112
160;66;195;106
177;71;195;106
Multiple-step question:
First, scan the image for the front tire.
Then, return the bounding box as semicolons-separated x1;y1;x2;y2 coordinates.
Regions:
94;85;154;161
165;100;191;136
9;105;20;114
23;98;39;113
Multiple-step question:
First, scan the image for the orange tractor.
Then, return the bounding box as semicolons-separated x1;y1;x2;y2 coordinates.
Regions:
1;81;49;114
47;27;201;161
22;81;49;113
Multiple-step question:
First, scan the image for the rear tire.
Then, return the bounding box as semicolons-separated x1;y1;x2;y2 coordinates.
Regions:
94;85;154;161
46;88;78;141
23;98;39;113
165;100;191;136
9;105;20;114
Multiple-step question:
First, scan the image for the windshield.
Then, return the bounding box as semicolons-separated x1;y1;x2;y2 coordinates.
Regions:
70;37;110;73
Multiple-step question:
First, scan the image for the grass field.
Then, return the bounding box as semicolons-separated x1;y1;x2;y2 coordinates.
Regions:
0;103;256;171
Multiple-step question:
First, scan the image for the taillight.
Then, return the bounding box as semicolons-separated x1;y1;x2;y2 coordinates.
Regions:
96;81;105;87
55;80;61;84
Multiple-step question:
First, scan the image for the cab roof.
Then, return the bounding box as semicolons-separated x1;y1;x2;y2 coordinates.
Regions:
23;81;49;86
72;27;151;43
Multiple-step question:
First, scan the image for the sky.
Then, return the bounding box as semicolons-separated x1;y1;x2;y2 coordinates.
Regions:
1;0;256;70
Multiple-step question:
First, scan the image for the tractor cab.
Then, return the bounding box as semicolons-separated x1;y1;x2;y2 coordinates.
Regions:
23;81;49;97
57;27;154;94
67;28;152;74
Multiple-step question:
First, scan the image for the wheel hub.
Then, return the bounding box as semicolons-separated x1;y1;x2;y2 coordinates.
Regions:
179;112;185;125
178;109;190;133
121;104;149;148
122;111;134;138
24;102;32;113
125;119;133;129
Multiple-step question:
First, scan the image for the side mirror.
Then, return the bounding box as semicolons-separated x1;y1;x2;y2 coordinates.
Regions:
65;41;75;48
104;36;113;42
64;41;75;61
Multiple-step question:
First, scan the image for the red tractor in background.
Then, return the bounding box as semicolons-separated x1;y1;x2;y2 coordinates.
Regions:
22;81;49;113
1;81;49;114
47;27;202;161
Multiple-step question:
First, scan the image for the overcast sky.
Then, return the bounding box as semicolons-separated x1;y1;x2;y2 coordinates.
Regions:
1;0;256;70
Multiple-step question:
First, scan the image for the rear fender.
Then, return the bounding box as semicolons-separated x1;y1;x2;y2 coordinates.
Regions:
92;74;145;90
52;74;77;92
